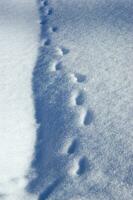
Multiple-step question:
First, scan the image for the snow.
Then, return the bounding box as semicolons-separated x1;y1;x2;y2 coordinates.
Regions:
0;0;133;199
0;0;39;199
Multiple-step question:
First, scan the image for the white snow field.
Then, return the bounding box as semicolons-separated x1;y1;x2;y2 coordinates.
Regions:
0;0;133;200
0;0;39;199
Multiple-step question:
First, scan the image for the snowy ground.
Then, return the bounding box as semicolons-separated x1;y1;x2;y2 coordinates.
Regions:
0;0;39;199
0;0;133;200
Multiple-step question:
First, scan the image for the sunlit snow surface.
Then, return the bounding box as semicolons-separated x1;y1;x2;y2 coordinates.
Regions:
0;0;133;200
0;0;39;199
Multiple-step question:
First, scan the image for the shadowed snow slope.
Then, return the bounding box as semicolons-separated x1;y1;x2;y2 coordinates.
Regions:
0;0;39;199
27;0;133;200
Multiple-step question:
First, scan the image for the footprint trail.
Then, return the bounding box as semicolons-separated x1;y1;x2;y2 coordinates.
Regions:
27;0;133;200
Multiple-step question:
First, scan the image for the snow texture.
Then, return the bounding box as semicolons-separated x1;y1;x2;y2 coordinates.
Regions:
0;0;133;200
27;0;133;200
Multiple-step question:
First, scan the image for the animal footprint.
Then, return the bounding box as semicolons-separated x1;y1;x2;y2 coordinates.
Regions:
69;156;91;176
47;8;53;16
40;0;48;7
67;139;79;155
43;0;48;6
52;26;58;32
75;73;87;83
61;47;69;55
49;61;64;72
41;38;51;46
78;108;93;126
70;90;85;106
49;26;58;33
39;19;47;25
83;110;93;126
76;156;90;176
56;47;70;56
76;91;86;106
38;178;61;200
55;61;64;71
43;7;53;16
